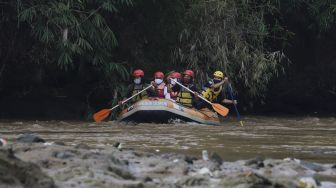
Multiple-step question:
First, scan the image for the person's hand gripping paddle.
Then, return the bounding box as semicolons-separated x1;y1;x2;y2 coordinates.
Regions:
93;85;152;122
171;78;229;117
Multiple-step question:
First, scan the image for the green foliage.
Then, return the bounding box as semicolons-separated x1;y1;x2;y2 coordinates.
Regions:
1;0;335;115
12;0;134;107
174;0;287;98
280;0;336;33
16;0;123;69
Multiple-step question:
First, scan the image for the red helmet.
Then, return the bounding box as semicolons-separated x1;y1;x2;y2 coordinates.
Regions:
170;72;182;79
183;70;194;78
154;71;164;79
133;69;144;77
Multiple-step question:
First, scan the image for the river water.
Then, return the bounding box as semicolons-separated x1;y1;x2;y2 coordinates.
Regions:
1;116;335;163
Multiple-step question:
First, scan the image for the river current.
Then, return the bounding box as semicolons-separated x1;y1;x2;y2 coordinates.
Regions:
1;116;335;163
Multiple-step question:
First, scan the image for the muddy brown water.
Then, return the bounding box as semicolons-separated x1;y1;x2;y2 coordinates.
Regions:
0;116;335;163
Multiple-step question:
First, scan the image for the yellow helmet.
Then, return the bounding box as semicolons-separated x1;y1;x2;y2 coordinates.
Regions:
213;71;224;78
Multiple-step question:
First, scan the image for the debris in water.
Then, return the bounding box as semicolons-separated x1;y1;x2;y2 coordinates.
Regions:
202;150;209;161
210;152;223;165
118;143;123;150
114;142;121;148
43;142;54;146
0;138;7;146
283;157;301;164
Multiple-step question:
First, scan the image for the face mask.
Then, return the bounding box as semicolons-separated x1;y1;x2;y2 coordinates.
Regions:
134;78;141;84
155;79;163;85
213;78;222;84
171;78;177;85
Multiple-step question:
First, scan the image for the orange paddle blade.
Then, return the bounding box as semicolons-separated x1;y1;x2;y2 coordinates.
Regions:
93;109;112;122
212;103;229;117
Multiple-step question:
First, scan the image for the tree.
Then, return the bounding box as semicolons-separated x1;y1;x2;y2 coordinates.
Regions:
174;0;287;99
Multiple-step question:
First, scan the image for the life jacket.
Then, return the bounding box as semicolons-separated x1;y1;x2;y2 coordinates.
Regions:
156;82;166;98
168;84;178;100
132;84;148;102
176;84;194;107
202;84;223;102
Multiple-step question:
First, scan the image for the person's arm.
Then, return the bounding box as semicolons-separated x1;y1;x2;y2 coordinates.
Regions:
221;82;236;104
189;84;199;93
215;90;225;103
164;86;171;100
190;85;200;100
211;80;225;89
211;77;228;89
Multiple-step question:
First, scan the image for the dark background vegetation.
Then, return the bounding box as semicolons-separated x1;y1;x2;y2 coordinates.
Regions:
0;0;335;119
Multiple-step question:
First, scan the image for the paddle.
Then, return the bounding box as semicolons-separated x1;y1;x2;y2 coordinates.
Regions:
93;84;153;122
227;83;244;126
170;78;229;117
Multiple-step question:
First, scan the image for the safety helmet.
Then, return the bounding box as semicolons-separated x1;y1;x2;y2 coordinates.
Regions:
213;71;224;79
183;70;194;78
133;69;144;77
154;71;164;79
170;72;182;79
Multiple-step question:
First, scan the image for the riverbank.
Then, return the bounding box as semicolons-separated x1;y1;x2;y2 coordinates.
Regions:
1;134;336;188
1;118;336;164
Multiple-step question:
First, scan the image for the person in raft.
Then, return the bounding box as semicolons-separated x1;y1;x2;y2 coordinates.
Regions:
121;69;154;103
171;69;199;108
149;71;171;100
166;71;182;102
195;70;237;110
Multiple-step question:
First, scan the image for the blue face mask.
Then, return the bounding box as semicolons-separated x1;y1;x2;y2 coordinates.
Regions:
213;78;222;84
134;78;141;84
155;79;163;85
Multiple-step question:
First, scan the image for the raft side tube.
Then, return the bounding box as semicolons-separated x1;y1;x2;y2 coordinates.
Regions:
117;99;221;125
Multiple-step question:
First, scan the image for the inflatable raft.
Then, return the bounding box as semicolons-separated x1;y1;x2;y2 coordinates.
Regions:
117;99;221;125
